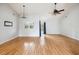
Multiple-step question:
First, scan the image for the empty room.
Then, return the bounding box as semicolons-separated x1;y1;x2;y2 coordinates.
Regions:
0;3;79;55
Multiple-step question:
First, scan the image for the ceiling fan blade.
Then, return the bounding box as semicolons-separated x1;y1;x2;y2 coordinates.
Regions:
58;9;64;12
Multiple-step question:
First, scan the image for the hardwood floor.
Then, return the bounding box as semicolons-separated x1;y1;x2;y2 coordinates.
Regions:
0;34;79;55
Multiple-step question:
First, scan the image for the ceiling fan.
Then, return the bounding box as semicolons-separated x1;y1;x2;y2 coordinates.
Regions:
53;3;64;15
21;5;27;18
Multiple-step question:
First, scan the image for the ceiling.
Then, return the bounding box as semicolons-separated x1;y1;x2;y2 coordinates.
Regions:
8;3;79;17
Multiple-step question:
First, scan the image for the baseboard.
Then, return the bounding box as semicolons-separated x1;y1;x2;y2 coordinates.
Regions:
60;34;79;40
18;36;39;38
45;34;61;35
45;34;79;40
0;35;18;45
18;35;39;37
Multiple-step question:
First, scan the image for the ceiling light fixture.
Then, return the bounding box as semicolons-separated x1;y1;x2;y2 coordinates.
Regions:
21;5;27;18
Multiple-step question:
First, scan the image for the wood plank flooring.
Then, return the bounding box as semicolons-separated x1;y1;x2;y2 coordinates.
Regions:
0;35;79;55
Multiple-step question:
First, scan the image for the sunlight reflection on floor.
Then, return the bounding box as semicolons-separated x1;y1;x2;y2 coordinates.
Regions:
40;34;45;46
24;42;35;50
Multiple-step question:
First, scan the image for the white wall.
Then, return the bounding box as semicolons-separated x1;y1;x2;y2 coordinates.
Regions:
0;4;18;44
19;14;61;37
19;15;39;37
38;14;62;34
46;15;61;34
60;6;79;40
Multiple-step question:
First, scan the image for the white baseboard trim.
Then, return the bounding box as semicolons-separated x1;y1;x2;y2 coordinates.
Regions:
18;35;39;37
61;34;79;40
0;35;18;45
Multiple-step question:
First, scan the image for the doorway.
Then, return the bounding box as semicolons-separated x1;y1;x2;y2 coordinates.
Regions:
39;20;46;37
